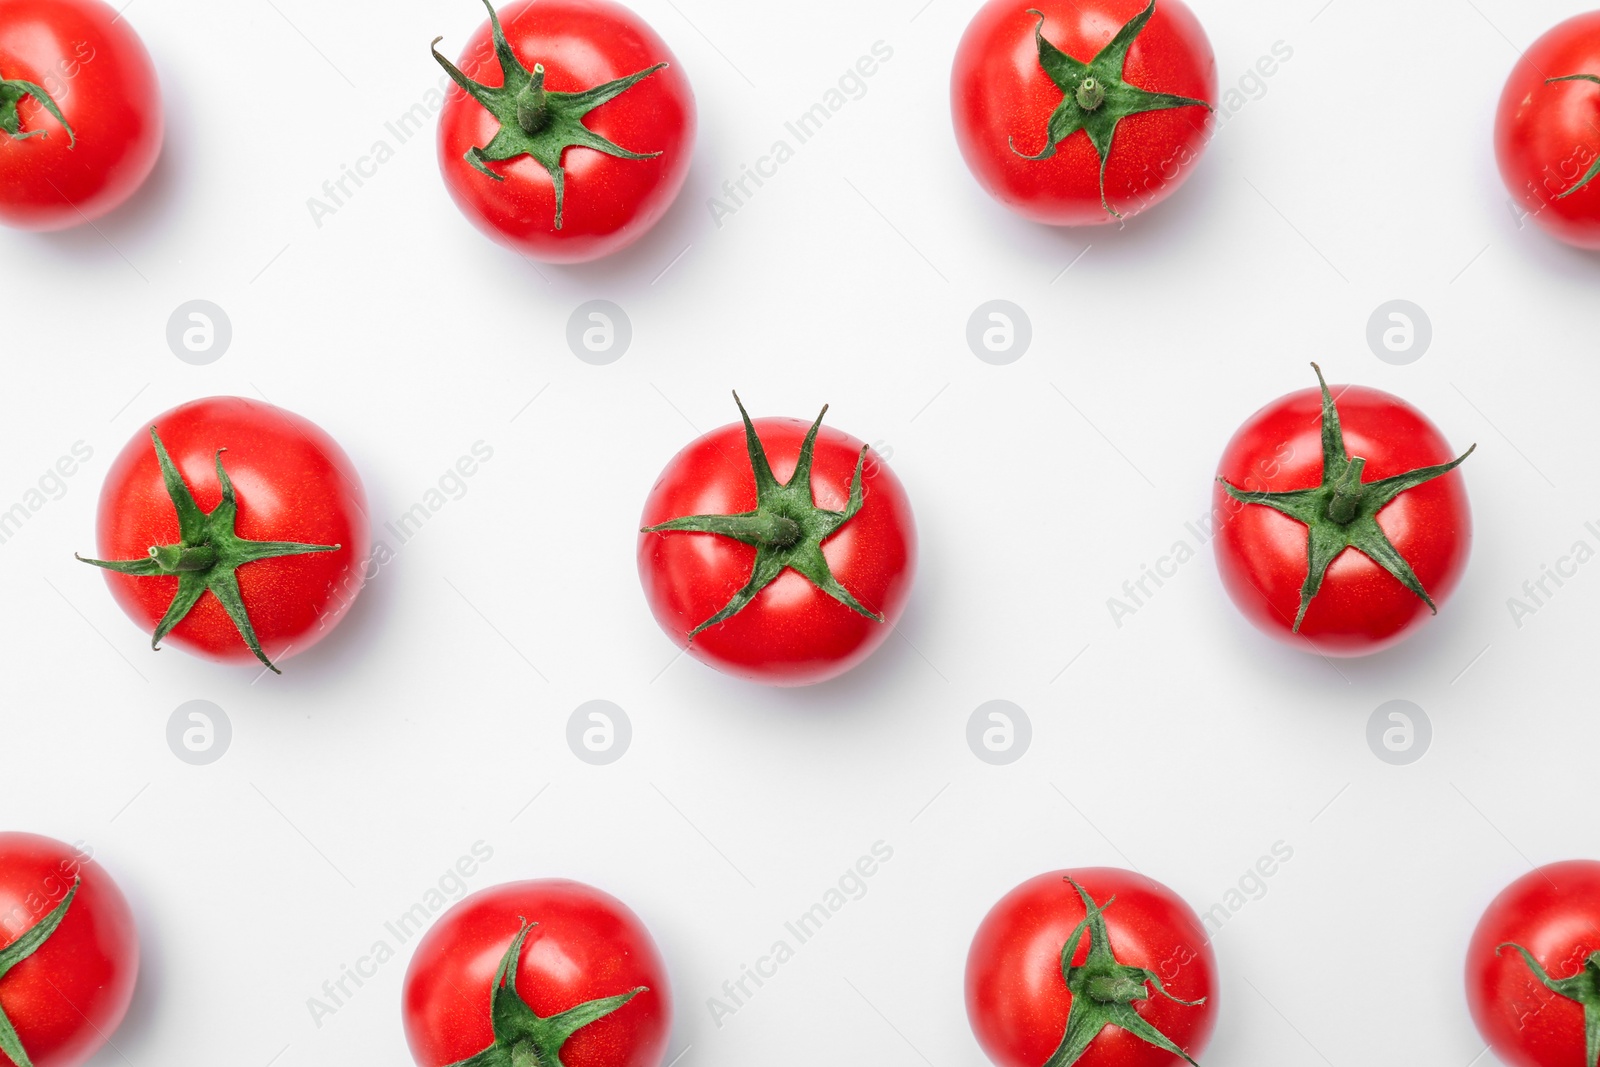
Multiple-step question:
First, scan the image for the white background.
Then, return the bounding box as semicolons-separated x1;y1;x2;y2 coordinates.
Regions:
2;0;1597;1063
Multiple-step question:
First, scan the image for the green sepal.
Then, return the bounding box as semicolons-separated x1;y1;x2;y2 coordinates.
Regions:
1042;877;1205;1067
1010;0;1211;218
640;392;883;640
442;920;647;1067
1499;942;1600;1067
431;0;667;229
0;878;79;1067
0;78;74;146
1216;363;1474;633
1544;74;1600;199
77;429;341;674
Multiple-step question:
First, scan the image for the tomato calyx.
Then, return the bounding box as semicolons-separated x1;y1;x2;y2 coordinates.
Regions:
0;77;74;147
75;428;341;675
1544;73;1600;199
0;877;79;1067
443;919;646;1067
642;393;884;639
1045;878;1205;1067
1217;363;1475;633
1009;0;1211;218
431;0;668;230
1498;942;1600;1067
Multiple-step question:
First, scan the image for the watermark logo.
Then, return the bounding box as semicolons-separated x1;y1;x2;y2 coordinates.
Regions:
967;700;1031;765
167;700;231;765
567;700;631;765
1366;699;1430;765
566;300;631;365
166;301;232;366
1365;300;1430;365
966;300;1031;365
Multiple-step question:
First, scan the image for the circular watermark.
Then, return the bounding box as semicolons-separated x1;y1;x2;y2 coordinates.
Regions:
566;300;632;365
166;300;232;366
1365;300;1431;365
567;700;632;765
166;700;232;765
1366;699;1431;765
966;300;1031;365
967;700;1031;765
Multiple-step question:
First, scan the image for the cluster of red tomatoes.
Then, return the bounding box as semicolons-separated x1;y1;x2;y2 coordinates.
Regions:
3;0;1599;1065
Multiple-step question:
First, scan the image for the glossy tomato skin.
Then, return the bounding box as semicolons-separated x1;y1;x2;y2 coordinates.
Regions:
94;397;370;667
402;879;671;1067
0;833;138;1067
966;868;1217;1067
638;417;917;687
1212;384;1471;657
0;0;162;230
1467;861;1600;1067
1495;12;1600;248
437;0;695;263
951;0;1216;225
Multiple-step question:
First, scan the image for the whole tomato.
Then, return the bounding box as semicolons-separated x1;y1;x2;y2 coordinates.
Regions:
637;394;917;686
966;868;1217;1067
0;0;162;230
1467;861;1600;1067
1495;12;1600;248
950;0;1216;225
80;397;369;674
1212;364;1473;657
0;832;138;1067
402;879;671;1067
432;0;695;263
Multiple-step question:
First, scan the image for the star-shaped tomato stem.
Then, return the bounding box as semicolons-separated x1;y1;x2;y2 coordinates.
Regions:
1498;943;1600;1067
1544;73;1600;198
1010;0;1210;218
431;0;667;230
0;878;78;1067
1044;877;1205;1067
641;392;883;640
441;920;646;1067
1217;363;1475;633
0;76;74;146
76;428;341;675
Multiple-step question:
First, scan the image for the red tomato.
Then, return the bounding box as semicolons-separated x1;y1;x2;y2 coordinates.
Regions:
1495;12;1600;248
83;397;369;673
433;0;695;263
966;868;1217;1067
637;397;917;686
1467;861;1600;1067
0;0;161;231
950;0;1216;225
1213;365;1473;657
0;832;138;1067
402;879;671;1067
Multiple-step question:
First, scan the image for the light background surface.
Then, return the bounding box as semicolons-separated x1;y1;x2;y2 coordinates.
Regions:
1;0;1596;1063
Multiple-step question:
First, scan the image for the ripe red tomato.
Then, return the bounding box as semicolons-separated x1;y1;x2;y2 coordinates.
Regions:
950;0;1216;225
966;868;1217;1067
637;396;916;686
0;0;161;231
1495;12;1600;248
1467;861;1600;1067
402;879;671;1067
1212;365;1473;657
432;0;695;263
81;397;369;674
0;832;138;1067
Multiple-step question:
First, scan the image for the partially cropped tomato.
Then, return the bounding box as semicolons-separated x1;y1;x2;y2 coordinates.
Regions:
0;832;138;1067
966;868;1217;1067
1212;364;1473;657
402;879;671;1067
951;0;1216;225
432;0;695;263
80;397;369;674
637;394;916;686
0;0;162;230
1467;861;1600;1067
1495;12;1600;248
